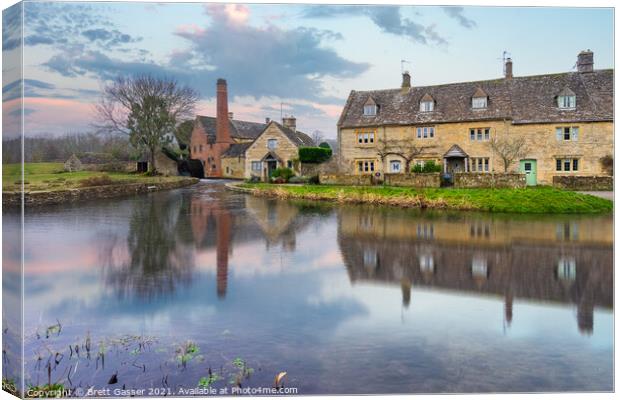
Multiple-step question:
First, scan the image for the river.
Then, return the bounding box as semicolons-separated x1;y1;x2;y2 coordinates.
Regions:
3;180;613;394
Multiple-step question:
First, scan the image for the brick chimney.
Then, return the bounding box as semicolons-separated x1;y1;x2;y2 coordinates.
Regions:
282;116;296;131
401;71;411;94
577;50;594;73
216;78;232;143
504;58;513;79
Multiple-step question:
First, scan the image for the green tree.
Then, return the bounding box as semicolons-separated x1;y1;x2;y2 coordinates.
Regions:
96;75;199;174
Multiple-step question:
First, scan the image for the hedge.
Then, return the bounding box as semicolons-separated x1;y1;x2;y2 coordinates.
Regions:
299;147;332;163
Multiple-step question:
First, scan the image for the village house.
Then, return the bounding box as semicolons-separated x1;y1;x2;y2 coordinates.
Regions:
337;50;613;185
190;79;313;179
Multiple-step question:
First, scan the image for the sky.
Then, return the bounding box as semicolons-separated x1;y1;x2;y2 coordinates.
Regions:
1;2;614;139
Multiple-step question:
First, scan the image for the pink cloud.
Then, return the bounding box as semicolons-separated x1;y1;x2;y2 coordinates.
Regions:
15;97;96;135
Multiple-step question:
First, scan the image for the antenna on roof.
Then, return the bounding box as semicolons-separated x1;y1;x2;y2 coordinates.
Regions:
498;50;510;76
401;59;410;74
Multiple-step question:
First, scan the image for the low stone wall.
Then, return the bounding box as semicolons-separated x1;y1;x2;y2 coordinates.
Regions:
319;174;373;186
454;173;526;188
553;175;613;191
3;178;198;208
384;173;441;188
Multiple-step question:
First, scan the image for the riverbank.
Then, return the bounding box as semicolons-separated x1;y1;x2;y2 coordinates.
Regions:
235;183;613;214
3;177;198;207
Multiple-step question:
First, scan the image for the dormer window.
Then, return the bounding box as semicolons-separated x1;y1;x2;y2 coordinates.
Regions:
419;93;435;112
471;87;488;109
556;87;576;109
363;97;378;116
363;104;377;116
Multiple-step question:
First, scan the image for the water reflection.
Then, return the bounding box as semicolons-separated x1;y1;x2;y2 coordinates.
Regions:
337;207;612;336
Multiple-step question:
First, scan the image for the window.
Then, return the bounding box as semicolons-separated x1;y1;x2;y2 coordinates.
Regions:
555;127;578;141
416;223;434;239
193;146;197;153
251;161;262;171
557;257;576;281
558;95;576;109
363;248;378;269
471;257;488;278
363;104;377;116
416;126;435;139
420;101;434;112
287;160;293;169
471;157;490;172
556;222;579;241
267;139;278;150
390;160;402;173
225;167;230;174
419;254;434;273
556;158;579;172
470;128;490;141
199;144;203;152
472;96;488;109
356;129;375;145
357;160;375;174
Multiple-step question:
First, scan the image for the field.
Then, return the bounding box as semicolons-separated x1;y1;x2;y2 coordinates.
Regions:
3;162;186;192
240;183;613;214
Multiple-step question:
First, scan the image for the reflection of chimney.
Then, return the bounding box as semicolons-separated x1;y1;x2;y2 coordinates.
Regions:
577;298;594;336
401;278;411;308
505;58;513;79
577;50;594;73
504;293;513;326
401;71;411;94
216;79;233;143
216;211;231;299
282;116;296;132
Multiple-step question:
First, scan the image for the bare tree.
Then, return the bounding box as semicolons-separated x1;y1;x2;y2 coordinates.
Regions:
310;130;324;146
488;135;530;172
376;138;435;172
96;75;199;174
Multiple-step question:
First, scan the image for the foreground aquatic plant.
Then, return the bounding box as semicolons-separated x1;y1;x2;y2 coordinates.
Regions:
229;357;254;387
198;369;222;388
176;341;200;368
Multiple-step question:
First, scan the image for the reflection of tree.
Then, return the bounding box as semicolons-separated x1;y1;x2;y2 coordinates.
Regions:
100;195;194;299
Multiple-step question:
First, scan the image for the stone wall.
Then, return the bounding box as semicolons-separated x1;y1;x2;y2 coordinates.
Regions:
552;175;613;191
3;178;198;208
319;174;374;186
300;158;338;177
222;156;246;179
454;173;526;188
384;173;441;188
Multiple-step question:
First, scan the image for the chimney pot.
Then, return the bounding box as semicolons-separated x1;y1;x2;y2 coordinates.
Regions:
282;116;296;132
265;117;271;124
505;58;513;79
228;112;234;120
577;50;594;73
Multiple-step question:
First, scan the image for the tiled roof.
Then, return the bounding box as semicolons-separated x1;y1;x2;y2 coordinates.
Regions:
271;121;315;147
197;115;266;143
222;142;252;157
338;69;613;128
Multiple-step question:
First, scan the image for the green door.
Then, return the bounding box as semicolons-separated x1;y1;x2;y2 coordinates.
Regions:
519;159;537;186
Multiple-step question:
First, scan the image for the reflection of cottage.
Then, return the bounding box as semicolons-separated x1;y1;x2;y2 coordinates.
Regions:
337;208;612;335
337;50;613;185
244;196;306;250
189;79;314;179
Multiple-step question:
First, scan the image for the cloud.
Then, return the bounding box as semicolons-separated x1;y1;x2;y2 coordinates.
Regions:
442;6;477;29
302;5;448;46
2;3;22;51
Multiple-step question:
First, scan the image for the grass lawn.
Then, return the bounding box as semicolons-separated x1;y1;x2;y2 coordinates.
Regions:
3;162;187;192
240;183;613;214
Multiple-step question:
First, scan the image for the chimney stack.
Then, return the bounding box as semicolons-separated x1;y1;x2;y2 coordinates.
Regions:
228;112;234;120
282;116;296;131
504;58;513;79
401;71;411;94
577;50;594;73
216;78;233;143
265;117;271;124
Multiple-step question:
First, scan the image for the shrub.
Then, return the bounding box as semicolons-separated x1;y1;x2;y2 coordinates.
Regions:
79;175;113;187
289;175;310;184
270;167;295;182
246;175;261;183
318;142;331;149
601;155;613;175
308;175;320;184
298;147;332;163
422;160;442;173
411;164;423;173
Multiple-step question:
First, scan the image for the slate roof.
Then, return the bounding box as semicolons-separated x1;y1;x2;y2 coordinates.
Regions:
222;142;252;157
271;121;315;147
338;69;613;128
197;115;266;143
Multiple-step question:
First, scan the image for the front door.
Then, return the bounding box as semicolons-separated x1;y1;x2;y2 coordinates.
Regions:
266;160;277;178
519;159;537;186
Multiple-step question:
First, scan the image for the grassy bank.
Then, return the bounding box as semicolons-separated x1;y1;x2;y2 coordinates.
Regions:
3;162;187;192
239;183;613;214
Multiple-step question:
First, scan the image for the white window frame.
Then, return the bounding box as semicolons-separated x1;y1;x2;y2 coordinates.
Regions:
356;130;375;145
357;160;376;174
267;139;278;150
470;128;490;141
251;161;262;171
557;257;576;281
416;126;435;139
420;101;434;112
471;257;488;277
472;96;488;109
363;104;377;116
419;254;434;273
390;160;402;173
558;95;576;109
